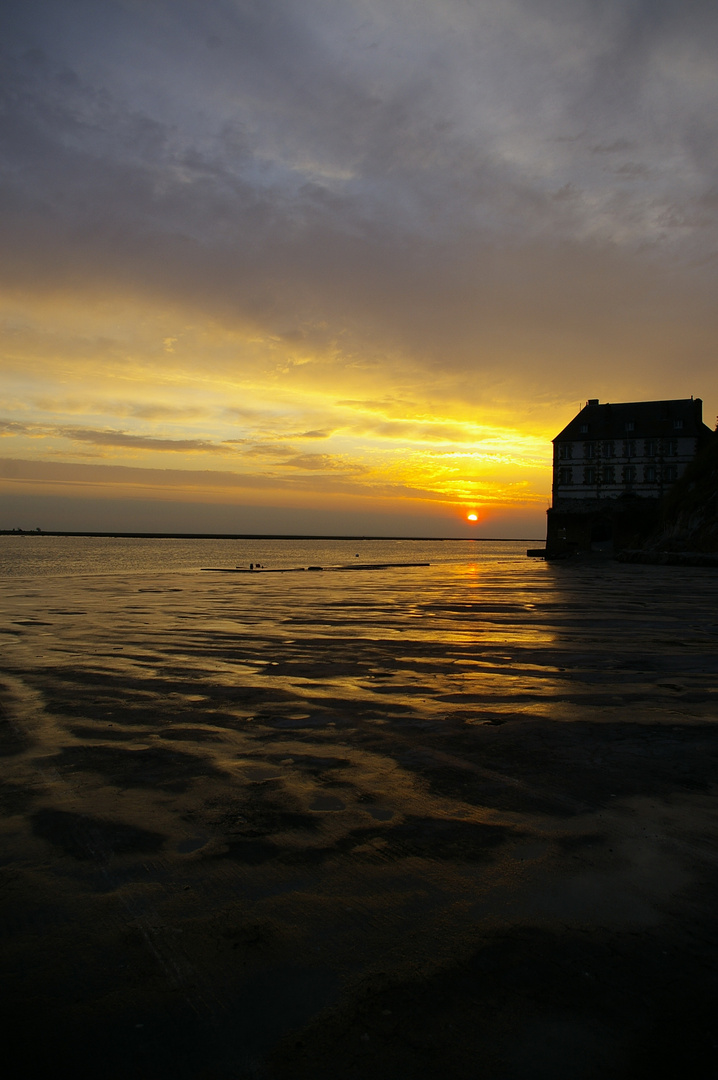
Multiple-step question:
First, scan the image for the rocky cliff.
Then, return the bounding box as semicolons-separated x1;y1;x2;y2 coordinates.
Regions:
650;430;718;553
618;429;718;562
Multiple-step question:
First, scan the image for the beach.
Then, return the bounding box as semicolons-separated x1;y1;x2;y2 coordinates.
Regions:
1;541;718;1078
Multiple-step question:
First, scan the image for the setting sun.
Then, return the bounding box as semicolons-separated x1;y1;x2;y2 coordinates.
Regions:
467;513;478;522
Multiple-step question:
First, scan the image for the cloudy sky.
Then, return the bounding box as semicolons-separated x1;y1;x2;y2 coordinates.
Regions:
2;0;717;536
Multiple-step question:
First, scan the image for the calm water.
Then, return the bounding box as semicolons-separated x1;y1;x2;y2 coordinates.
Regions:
0;534;532;577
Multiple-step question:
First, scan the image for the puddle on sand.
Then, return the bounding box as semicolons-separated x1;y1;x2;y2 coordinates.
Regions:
176;833;211;853
309;795;346;811
240;764;284;781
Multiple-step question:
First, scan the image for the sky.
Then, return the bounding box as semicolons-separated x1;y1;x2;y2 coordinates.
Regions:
1;0;717;537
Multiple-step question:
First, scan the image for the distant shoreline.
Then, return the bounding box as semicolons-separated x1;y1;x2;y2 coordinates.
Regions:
0;530;542;542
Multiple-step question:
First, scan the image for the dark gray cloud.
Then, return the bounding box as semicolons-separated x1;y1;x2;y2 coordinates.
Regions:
0;418;228;452
63;428;224;452
278;452;364;473
2;0;717;406
0;420;32;434
0;454;398;495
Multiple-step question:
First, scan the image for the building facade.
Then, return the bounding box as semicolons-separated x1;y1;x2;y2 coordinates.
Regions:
546;397;712;554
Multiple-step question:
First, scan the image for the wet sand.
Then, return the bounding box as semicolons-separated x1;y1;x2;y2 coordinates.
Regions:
1;558;718;1078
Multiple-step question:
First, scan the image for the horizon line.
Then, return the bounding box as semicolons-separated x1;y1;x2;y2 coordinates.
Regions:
0;529;543;542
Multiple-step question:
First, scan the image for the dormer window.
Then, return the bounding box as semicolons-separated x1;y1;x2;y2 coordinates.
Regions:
673;419;683;430
580;424;588;433
625;421;634;431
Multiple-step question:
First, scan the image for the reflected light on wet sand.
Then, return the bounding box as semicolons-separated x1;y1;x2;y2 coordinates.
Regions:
2;544;718;1077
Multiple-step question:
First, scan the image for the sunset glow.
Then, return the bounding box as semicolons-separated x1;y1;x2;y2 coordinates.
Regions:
2;2;717;536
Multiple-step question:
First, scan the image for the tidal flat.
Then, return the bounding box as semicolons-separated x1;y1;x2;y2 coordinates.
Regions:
1;554;718;1078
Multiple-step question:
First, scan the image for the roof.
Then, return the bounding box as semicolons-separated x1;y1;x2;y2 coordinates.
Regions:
554;398;712;443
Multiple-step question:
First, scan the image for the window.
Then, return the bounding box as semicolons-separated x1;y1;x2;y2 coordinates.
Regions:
583;466;597;484
602;465;616;483
558;467;573;485
580;424;589;433
673;419;683;430
644;465;657;482
602;441;614;458
665;439;678;457
625;421;634;431
558;443;573;459
622;465;636;483
583;442;596;459
623;439;636;457
664;464;678;482
645;438;658;457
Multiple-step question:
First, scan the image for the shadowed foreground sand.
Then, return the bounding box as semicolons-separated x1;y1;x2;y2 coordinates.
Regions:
1;558;717;1078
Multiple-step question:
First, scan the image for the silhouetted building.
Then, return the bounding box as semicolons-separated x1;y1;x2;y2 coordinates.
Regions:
546;397;713;554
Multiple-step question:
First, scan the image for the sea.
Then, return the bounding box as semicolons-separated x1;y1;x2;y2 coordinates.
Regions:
0;533;534;578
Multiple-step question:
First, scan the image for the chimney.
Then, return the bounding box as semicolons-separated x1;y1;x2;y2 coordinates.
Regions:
587;398;599;406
